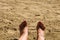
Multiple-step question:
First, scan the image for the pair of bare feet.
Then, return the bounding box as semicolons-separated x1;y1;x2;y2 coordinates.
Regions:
19;21;45;40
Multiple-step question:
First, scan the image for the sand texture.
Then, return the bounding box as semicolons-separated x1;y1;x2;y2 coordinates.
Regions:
0;0;60;40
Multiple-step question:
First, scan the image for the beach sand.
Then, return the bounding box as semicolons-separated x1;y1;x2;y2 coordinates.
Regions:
0;0;60;40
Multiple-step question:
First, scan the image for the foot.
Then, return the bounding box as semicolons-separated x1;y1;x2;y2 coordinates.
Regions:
19;21;28;40
37;21;45;40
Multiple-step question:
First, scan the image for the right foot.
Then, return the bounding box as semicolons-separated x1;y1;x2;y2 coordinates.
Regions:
37;21;45;40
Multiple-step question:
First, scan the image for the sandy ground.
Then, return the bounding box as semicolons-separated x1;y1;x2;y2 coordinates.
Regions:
0;0;60;40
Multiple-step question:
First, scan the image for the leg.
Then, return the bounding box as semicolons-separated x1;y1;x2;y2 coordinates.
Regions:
37;21;45;40
19;21;28;40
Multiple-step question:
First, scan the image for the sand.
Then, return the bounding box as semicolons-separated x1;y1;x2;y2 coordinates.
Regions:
0;0;60;40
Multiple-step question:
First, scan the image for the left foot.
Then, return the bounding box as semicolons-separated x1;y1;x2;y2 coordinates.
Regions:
19;21;28;40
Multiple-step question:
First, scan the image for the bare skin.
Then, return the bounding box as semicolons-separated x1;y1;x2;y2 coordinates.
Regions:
19;21;45;40
19;21;28;40
37;22;45;40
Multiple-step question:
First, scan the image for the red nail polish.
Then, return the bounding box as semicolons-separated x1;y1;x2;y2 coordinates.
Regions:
37;21;45;30
19;21;27;35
